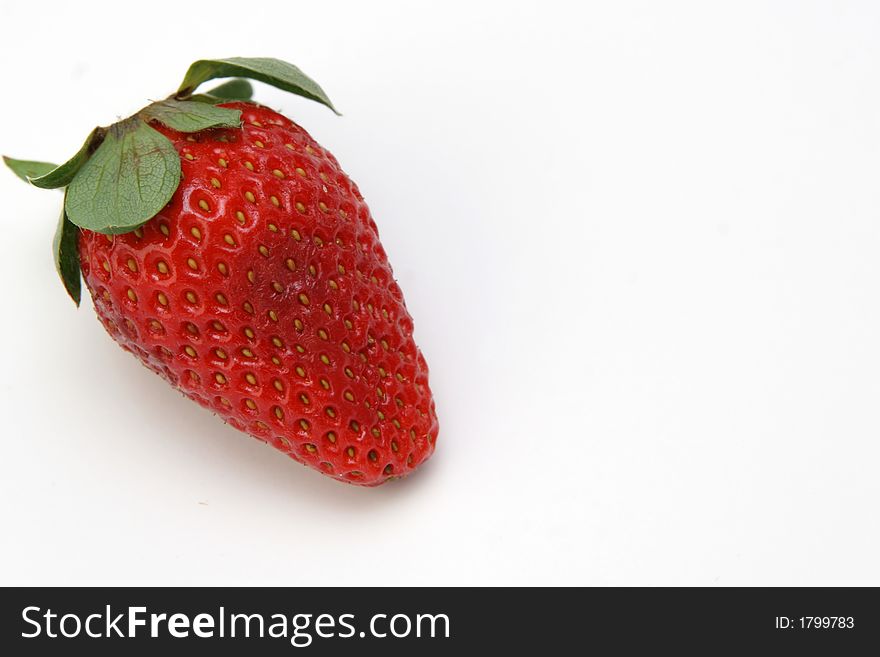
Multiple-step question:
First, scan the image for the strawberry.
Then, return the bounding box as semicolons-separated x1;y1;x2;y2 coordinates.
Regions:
5;58;438;486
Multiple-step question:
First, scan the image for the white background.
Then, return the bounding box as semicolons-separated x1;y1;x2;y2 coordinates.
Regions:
1;0;878;586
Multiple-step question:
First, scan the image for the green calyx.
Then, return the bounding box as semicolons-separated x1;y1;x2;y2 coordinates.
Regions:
3;57;338;305
177;58;338;114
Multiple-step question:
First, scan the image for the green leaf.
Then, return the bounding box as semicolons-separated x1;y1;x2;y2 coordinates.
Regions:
65;118;181;234
3;156;58;183
204;78;253;101
29;128;106;189
53;196;81;305
142;99;242;132
177;57;339;114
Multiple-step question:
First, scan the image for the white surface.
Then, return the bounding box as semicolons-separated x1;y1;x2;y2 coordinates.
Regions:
1;0;879;586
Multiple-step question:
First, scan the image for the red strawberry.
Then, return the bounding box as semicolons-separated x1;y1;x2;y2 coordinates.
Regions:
5;59;438;486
